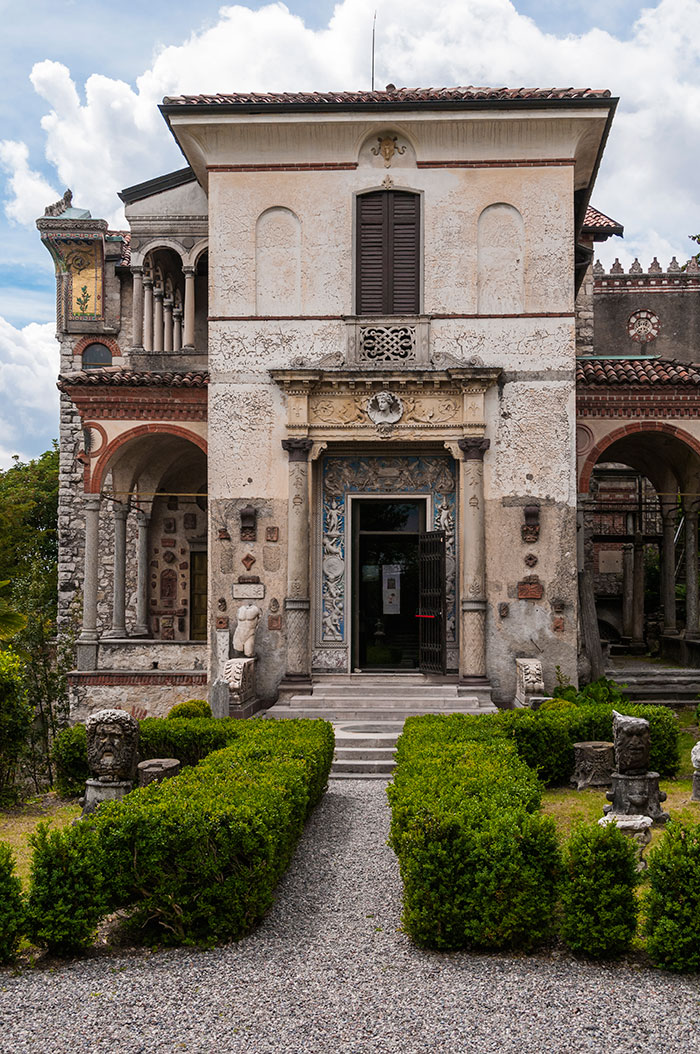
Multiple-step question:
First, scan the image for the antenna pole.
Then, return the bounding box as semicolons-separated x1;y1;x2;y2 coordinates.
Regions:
371;10;376;91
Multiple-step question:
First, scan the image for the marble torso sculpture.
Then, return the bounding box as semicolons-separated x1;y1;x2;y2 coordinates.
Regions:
232;604;261;657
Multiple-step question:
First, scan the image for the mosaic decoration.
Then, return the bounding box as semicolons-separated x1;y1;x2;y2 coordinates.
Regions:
66;240;103;320
627;309;660;344
320;455;457;648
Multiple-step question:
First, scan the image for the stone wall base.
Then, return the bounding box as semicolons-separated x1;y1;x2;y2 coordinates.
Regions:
68;671;208;722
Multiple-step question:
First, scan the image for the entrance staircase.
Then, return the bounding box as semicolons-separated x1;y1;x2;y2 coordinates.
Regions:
605;662;700;708
263;673;496;778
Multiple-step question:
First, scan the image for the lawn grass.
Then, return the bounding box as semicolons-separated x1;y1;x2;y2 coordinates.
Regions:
0;795;81;888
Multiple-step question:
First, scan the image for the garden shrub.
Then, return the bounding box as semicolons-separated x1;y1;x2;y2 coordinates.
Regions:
139;716;236;766
560;821;638;958
554;675;630;709
0;649;32;804
537;697;578;713
388;717;561;951
0;842;24;963
51;723;88;797
644;820;700;972
166;698;212;720
27;718;334;950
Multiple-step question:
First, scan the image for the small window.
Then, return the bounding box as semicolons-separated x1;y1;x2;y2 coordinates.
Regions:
356;190;420;315
82;342;111;369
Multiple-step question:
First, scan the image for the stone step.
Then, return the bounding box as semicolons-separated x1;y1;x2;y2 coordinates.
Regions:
334;746;397;761
268;705;487;721
288;694;466;707
303;686;465;699
328;771;391;781
332;758;396;775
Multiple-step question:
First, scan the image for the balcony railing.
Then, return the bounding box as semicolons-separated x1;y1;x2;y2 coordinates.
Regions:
345;316;430;366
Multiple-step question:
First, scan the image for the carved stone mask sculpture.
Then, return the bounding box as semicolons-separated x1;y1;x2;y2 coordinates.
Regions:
86;708;139;783
612;710;651;775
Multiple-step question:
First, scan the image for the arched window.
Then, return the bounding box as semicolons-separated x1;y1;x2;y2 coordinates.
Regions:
81;342;112;369
356;191;420;315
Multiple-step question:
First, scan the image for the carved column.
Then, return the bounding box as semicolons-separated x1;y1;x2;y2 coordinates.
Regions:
77;494;101;670
103;502;128;639
632;531;645;647
661;507;677;634
622;543;634;638
131;266;144;348
281;438;313;686
686;505;699;640
143;275;154;352
132;511;151;638
173;306;182;351
163;297;174;352
153;286;164;353
458;437;490;683
183;267;196;348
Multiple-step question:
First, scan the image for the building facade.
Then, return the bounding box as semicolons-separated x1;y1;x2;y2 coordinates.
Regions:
41;85;619;718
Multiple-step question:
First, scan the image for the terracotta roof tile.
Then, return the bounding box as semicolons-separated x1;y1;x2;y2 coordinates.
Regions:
58;368;209;390
582;206;623;235
106;230;131;266
163;86;612;107
576;359;700;386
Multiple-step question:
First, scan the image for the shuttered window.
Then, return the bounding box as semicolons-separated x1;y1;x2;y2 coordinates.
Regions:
356;191;420;314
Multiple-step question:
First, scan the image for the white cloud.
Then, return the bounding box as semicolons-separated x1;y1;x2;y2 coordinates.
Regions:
0;317;59;465
0;139;59;225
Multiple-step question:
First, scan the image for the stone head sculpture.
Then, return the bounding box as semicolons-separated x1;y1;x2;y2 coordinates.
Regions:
86;708;139;783
612;710;651;775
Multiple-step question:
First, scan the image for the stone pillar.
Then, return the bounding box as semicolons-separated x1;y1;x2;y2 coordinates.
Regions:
173;306;182;351
632;532;645;648
153;287;164;353
622;544;634;638
103;502;128;639
661;509;677;634
132;511;151;638
163;297;174;352
183;267;196;348
77;494;101;670
281;438;313;688
458;437;490;683
685;507;699;640
131;266;144;348
143;276;154;352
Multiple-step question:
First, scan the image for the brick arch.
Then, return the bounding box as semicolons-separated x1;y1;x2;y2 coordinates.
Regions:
73;335;122;360
578;422;700;493
88;424;207;494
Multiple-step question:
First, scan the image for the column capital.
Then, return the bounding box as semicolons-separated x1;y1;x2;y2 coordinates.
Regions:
136;509;151;527
458;436;490;461
183;265;195;277
84;493;101;512
112;501;129;522
153;285;164;300
131;264;144;277
143;274;154;288
282;437;313;462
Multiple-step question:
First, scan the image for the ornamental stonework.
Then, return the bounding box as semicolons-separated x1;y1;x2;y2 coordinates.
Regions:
627;309;660;343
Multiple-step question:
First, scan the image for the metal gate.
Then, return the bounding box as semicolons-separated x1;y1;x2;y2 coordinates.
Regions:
418;530;446;674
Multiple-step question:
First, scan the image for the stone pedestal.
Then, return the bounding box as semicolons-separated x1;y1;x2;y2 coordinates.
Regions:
599;813;653;871
514;658;544;708
604;771;669;824
571;741;614;790
691;742;700;802
692;771;700;803
137;758;180;787
82;778;132;816
223;657;257;715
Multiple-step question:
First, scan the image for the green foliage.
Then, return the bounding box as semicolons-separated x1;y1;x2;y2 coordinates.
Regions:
0;446;58;587
536;698;578;713
0;648;31;804
0;842;24;963
24;821;108;953
388;717;561;951
560;821;638;958
51;724;88;797
166;698;213;720
644;820;700;972
0;581;26;641
553;672;630;709
139;716;237;767
26;719;334;951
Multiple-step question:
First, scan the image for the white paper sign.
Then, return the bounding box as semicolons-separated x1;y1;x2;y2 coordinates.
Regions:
382;564;401;614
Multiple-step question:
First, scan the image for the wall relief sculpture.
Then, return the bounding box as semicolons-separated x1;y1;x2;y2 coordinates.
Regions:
318;456;457;662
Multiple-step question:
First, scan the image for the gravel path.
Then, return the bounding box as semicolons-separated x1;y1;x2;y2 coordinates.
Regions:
2;780;700;1054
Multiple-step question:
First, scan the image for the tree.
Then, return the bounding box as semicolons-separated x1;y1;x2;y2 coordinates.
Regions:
0;444;59;590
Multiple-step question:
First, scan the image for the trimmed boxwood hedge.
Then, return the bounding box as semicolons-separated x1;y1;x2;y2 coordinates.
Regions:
27;719;334;952
644;820;700;972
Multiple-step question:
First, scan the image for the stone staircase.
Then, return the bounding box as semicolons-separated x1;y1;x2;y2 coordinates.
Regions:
606;663;700;708
263;673;496;777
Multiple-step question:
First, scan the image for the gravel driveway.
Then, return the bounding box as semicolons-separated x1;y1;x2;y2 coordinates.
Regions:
1;779;699;1054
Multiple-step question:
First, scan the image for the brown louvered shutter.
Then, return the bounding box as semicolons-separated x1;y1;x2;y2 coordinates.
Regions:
356;191;420;314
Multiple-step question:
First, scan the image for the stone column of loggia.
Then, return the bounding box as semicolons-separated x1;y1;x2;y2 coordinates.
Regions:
131;266;144;348
622;544;634;638
173;306;182;351
183;267;196;348
281;438;314;683
143;275;154;352
103;502;128;639
457;437;490;683
163;297;174;352
661;507;678;634
685;505;700;640
153;286;164;353
77;494;101;669
132;511;151;638
632;531;645;647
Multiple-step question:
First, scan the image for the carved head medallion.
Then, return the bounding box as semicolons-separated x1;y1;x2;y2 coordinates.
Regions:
367;391;403;427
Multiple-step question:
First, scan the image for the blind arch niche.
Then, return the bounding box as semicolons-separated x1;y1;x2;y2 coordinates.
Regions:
477;203;525;314
356;190;420;315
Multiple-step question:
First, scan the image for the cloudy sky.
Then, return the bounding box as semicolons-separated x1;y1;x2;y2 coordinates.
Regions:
1;0;699;464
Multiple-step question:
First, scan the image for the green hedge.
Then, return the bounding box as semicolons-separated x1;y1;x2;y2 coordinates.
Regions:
0;842;23;963
388;717;561;951
51;723;88;797
560;821;638;958
26;719;333;952
644;820;700;972
166;698;212;720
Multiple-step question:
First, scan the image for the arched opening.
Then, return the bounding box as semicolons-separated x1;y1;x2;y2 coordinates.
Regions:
81;342;112;369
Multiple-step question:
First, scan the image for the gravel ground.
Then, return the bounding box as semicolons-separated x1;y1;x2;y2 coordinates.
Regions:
1;779;700;1054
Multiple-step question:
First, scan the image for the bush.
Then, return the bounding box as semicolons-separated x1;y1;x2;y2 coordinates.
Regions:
139;716;237;767
0;842;24;963
388;717;561;951
644;820;700;972
26;719;334;950
0;649;31;804
537;698;578;713
51;723;88;797
560;821;638;958
166;699;212;720
554;675;630;709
